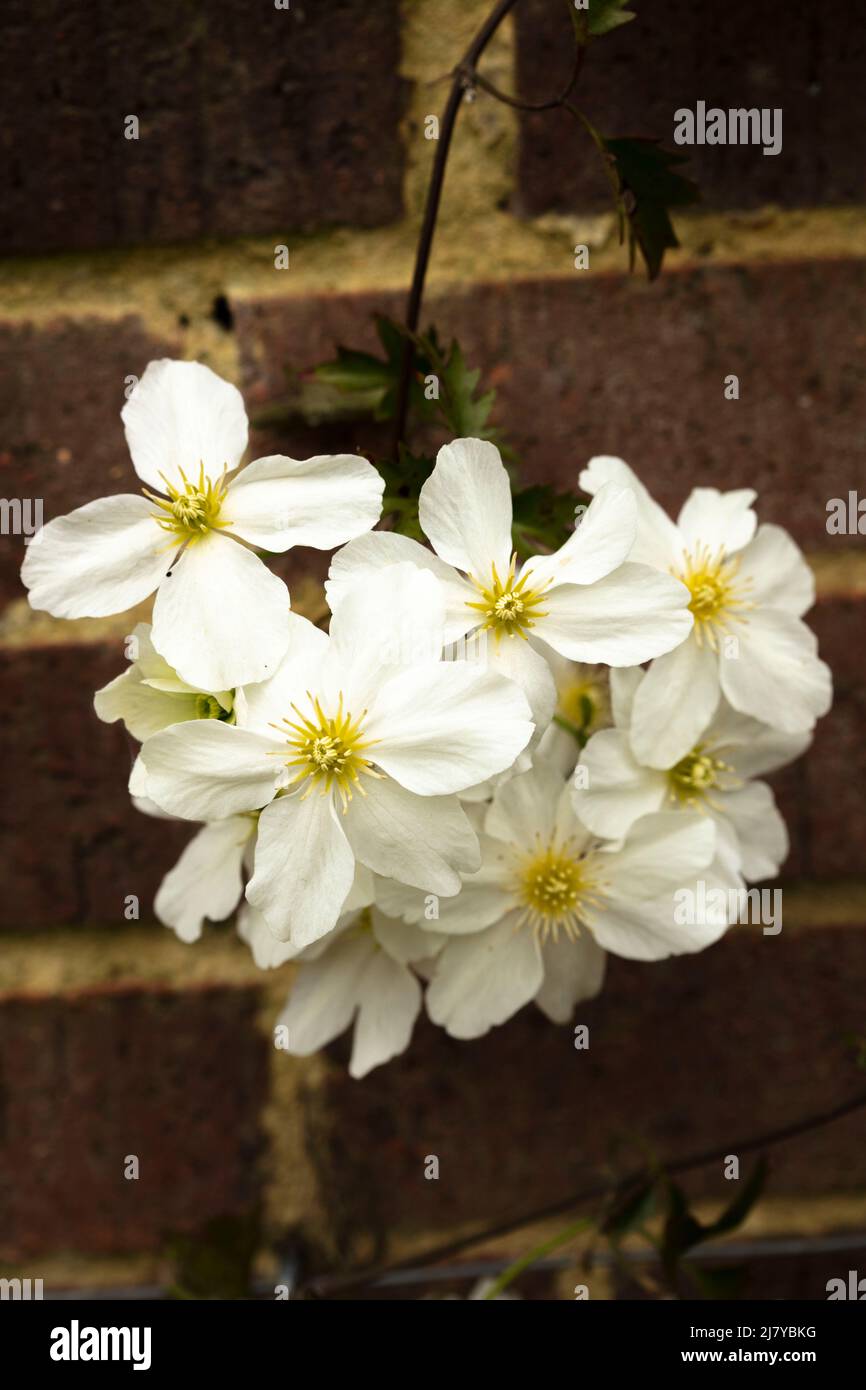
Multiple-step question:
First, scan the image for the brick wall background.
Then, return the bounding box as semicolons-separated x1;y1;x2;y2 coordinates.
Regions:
1;0;864;1298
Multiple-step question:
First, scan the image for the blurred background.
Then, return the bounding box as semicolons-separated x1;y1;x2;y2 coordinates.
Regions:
1;0;865;1298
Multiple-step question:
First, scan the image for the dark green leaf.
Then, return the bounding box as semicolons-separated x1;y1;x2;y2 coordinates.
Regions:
603;136;700;280
512;483;585;555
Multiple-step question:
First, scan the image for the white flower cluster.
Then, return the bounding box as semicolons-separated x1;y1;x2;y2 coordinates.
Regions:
23;360;832;1078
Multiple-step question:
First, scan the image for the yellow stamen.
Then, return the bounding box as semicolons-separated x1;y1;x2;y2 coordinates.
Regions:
667;744;738;810
143;462;233;544
675;543;754;649
269;691;381;813
465;553;551;641
514;835;607;944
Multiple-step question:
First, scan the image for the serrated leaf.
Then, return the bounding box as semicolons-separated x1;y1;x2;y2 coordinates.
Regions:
512;483;585;555
437;340;496;438
603;136;700;280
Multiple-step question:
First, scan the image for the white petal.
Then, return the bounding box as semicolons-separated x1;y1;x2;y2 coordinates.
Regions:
155;818;251;943
718;782;788;881
587;888;725;961
609;665;644;729
326;532;476;644
151;531;291;691
349;948;422;1078
676;487;757;557
604;810;716;900
141;721;281;820
22;495;167;618
708;701;811;778
574;729;667;839
237;903;297;969
579;456;681;571
522;483;637;589
371;907;446;963
222;453;383;552
122;358;248;490
719;610;832;733
486;760;568;849
247;790;356;946
419;438;513;579
429;837;515;934
483;629;557;737
324;563;446;710
94;667;198;741
534;933;606;1024
426;913;543;1039
537;563;693;666
366;662;532;795
737;525;815;617
630;638;721;768
343;779;480;895
237;612;329;733
277;933;372;1053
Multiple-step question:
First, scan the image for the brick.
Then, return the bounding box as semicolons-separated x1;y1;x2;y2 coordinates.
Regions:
0;641;192;931
300;923;866;1253
0;0;405;254
234;259;866;551
0;983;266;1258
0;313;182;608
515;0;866;215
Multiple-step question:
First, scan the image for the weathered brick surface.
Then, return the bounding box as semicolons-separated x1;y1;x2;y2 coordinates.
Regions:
301;923;866;1252
0;642;191;931
234;259;866;551
0;313;182;607
515;0;866;214
0;983;266;1257
0;0;405;254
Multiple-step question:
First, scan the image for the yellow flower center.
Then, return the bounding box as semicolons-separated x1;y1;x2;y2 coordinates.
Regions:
515;839;606;943
271;693;381;812
675;544;753;648
465;554;550;640
144;463;232;544
668;745;735;808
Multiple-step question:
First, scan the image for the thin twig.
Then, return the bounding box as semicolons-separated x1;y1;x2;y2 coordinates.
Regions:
302;1084;866;1297
390;0;522;457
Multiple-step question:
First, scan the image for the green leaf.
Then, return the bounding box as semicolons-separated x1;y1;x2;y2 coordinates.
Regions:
432;338;497;440
568;0;636;43
378;445;435;539
512;483;585;556
603;136;700;280
312;315;435;423
659;1159;767;1287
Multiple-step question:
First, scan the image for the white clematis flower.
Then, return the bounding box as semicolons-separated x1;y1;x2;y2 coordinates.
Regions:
138;564;534;949
271;899;446;1080
326;438;694;731
413;759;719;1039
579;457;833;766
22;358;385;691
154;813;256;944
574;668;810;882
95;622;234;741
